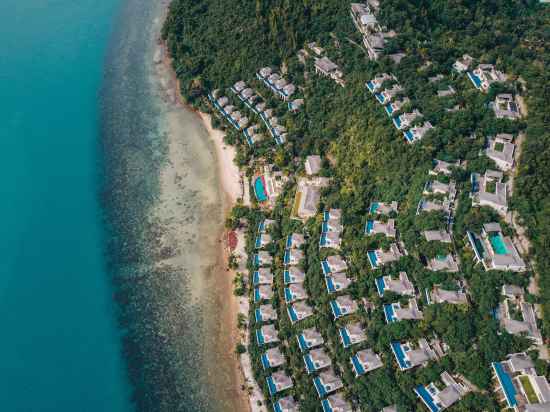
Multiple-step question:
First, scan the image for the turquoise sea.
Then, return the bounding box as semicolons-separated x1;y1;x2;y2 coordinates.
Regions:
0;0;133;411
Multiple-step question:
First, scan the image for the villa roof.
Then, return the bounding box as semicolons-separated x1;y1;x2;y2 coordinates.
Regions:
305;155;322;175
324;393;352;412
432;159;459;176
297;184;321;219
275;396;298;411
423;230;452;243
431;287;468;305
427;254;459;272
483;222;502;233
264;347;285;366
355;348;383;371
308;347;332;368
315;57;339;73
260;324;278;342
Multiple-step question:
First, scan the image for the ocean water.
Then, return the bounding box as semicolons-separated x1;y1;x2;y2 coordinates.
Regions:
0;0;133;411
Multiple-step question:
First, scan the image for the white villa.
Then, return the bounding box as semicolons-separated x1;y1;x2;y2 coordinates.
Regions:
486;134;516;171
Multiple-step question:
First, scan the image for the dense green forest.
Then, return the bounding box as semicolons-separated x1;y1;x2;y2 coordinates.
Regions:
163;0;550;410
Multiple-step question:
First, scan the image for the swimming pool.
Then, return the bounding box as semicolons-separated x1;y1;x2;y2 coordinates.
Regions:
404;130;414;143
390;341;411;370
383;304;397;323
297;334;310;352
375;93;385;104
286;234;293;248
330;300;343;318
266;376;278;396
415;385;441;412
321;260;332;276
325;277;337;293
255;235;262;249
283;250;291;265
375;276;386;296
467;71;483;89
313;377;328;398
369;202;380;214
254;176;269;202
489;233;509;255
368;250;379;268
256;330;265;345
319;233;328;247
284;288;294;303
254;287;262;302
261;353;271;370
283;270;292;284
493;362;518;407
287;306;298;323
384;104;394;116
366;81;375;92
339;328;352;348
365;220;374;234
253;271;260;285
392;116;402;129
351;355;366;376
303;354;317;374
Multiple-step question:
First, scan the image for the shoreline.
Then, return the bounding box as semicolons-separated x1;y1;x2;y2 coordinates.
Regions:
157;30;253;411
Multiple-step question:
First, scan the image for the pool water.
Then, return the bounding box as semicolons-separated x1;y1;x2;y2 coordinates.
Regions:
415;385;441;412
493;362;518;407
330;301;343;318
375;276;386;296
391;341;411;369
368;250;379;268
467;71;483;88
339;328;352;347
393;116;402;129
490;233;509;255
254;176;269;202
287;306;298;322
369;202;380;214
384;304;397;323
351;355;366;375
404;130;414;142
365;220;374;234
384;104;394;116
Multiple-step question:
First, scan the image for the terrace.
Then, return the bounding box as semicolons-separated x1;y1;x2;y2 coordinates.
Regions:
322;255;348;276
467;223;526;272
325;272;352;293
427;286;468;305
261;347;286;370
286;233;305;249
492;352;550;411
304;347;332;374
375;271;415;297
253;268;273;285
390;338;438;371
492;94;521;120
367;243;405;269
423;230;452;243
497;285;542;345
256;324;279;346
255;304;278;323
313;369;344;398
330;295;359;319
314;56;345;87
321;393;352;412
320;231;342;249
287;301;314;324
284;248;304;266
339;323;367;348
273;396;299;412
350;2;380;36
351;348;383;376
486;134;516;171
426;254;459;273
283;266;306;284
365;218;396;237
471;170;508;215
297;328;324;352
267;370;293;396
254;251;273;267
383;298;424;323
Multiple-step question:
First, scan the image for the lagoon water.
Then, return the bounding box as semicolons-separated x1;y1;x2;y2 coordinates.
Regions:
0;0;132;410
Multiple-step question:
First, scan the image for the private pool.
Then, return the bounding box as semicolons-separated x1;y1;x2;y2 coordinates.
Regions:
339;328;352;348
415;385;441;412
383;303;397;323
366;80;375;92
391;341;412;370
467;71;483;89
375;276;386;296
404;130;414;143
392;116;402;129
368;250;379;268
365;220;375;234
351;355;367;376
375;93;385;104
384;103;394;116
254;176;268;202
369;202;380;214
321;260;332;276
493;362;518;407
489;232;509;255
330;300;343;318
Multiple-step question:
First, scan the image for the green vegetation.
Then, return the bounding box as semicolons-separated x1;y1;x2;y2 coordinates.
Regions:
163;0;550;410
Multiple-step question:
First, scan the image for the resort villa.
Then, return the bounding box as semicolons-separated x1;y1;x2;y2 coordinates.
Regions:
414;372;472;412
258;219;275;233
339;323;367;348
366;73;396;93
427;286;468;305
467;64;507;91
322;255;348;275
320;231;342;249
376;84;404;104
297;327;324;352
365;218;396;237
287;301;314;324
267;370;294;396
393;109;423;130
426;254;460;273
314;369;344;398
256;324;280;346
423;180;456;197
273;396;299;412
284;283;308;303
261;347;286;370
367;243;406;269
322;393;353;412
284;248;304;266
305;155;322;175
255;232;272;249
243;124;265;145
323;217;343;233
416;198;450;215
497;285;542;345
292;177;330;220
286;233;305;249
326;272;353;293
471;170;509;215
437;86;456;98
390;338;438;371
423;230;452;243
253;165;288;205
383;298;424;323
314;56;346;87
284;266;306;284
351;348;383;376
467;223;527;272
375;271;415;297
369;201;398;215
304;347;332;374
430;159;460;176
254;285;274;303
350;2;397;60
486;134;516;171
255;304;278;322
253;268;273;285
492;94;522;120
453;54;474;72
404;121;434;143
256;67;297;101
330;295;359;319
491;352;550;411
254;251;273;267
288;98;304;112
384;97;410;118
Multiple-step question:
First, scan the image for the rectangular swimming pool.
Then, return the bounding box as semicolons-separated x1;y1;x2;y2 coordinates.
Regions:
489;233;509;255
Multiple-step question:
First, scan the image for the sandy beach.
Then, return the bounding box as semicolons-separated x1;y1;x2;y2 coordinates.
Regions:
155;31;251;411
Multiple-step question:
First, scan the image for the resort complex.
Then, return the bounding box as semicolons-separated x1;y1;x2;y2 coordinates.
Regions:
162;0;549;411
